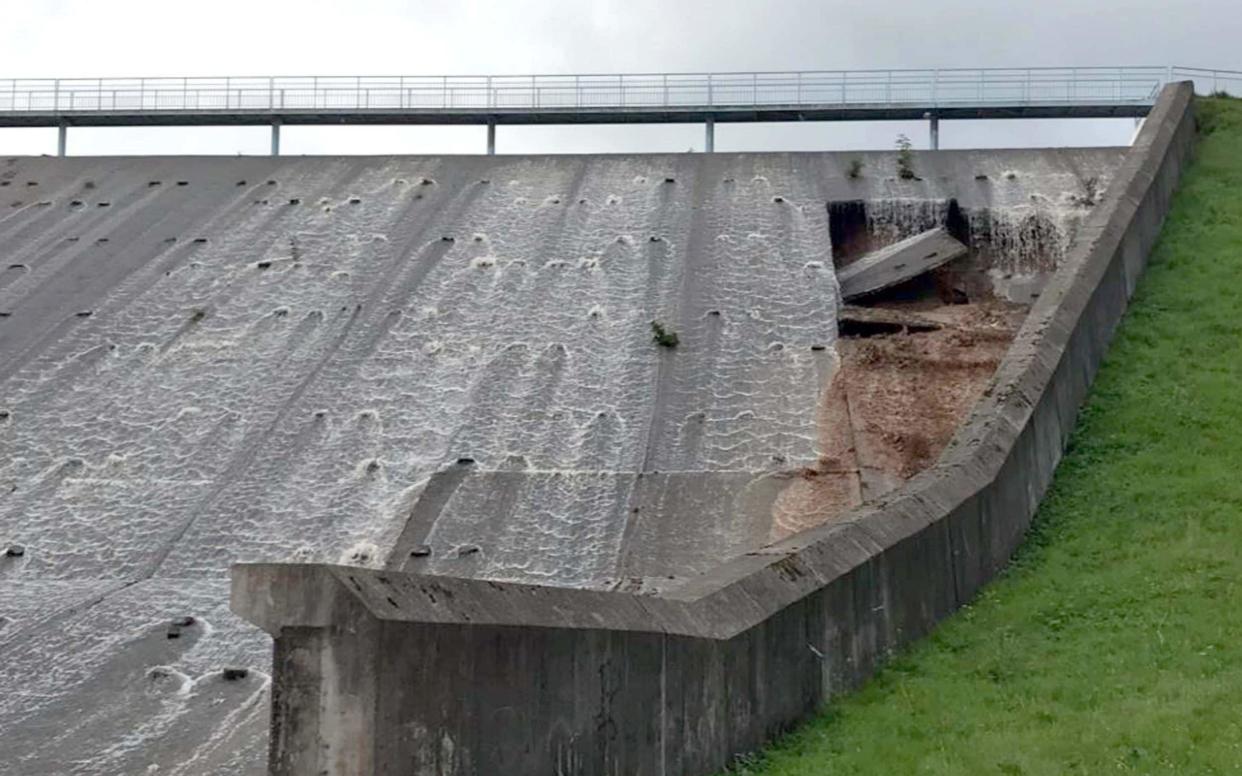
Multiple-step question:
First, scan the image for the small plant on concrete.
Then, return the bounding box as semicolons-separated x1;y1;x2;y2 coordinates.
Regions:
1211;89;1232;99
847;158;864;179
650;321;679;348
1071;176;1103;208
725;751;767;774
895;134;916;180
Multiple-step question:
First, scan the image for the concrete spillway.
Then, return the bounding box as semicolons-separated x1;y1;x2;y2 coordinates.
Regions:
0;147;1123;774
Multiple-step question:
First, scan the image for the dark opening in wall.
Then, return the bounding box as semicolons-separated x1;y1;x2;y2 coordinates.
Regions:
829;199;971;268
944;199;969;245
828;200;871;266
837;315;940;338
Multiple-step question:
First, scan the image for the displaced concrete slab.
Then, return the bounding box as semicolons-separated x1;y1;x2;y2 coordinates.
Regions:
836;305;944;336
839;227;968;301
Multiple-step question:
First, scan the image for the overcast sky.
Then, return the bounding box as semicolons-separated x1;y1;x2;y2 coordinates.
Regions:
0;0;1236;156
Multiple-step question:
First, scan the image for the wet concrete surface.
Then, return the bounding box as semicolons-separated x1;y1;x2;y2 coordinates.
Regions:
0;147;1123;773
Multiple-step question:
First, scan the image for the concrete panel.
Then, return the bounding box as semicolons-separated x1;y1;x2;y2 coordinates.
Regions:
838;227;969;301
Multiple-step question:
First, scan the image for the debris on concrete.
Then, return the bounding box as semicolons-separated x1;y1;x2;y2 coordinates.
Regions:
650;321;679;348
837;305;944;337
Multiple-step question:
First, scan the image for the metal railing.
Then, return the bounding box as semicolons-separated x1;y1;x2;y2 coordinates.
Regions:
0;66;1185;115
1171;66;1242;96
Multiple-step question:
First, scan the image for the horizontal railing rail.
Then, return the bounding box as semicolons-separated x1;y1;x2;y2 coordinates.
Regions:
1171;66;1242;95
0;66;1187;115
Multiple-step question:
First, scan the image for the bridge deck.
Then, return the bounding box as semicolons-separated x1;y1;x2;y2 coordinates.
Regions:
0;67;1178;127
0;102;1153;127
2;67;1237;155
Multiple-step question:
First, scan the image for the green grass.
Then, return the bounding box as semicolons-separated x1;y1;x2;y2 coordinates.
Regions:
733;98;1242;776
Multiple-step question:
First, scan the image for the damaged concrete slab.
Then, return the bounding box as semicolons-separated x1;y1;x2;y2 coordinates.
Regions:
838;226;969;301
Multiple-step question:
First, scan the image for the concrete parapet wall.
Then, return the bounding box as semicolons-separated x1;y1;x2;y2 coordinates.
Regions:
232;82;1197;776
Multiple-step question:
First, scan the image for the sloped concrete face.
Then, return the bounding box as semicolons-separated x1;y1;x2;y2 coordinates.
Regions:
3;142;1128;770
232;83;1197;775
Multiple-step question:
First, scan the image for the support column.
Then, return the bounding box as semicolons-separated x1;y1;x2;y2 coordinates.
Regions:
705;116;715;153
486;121;496;155
270;119;281;157
57;122;68;157
926;112;940;151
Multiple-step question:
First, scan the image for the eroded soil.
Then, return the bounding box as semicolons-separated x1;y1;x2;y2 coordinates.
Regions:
770;296;1027;542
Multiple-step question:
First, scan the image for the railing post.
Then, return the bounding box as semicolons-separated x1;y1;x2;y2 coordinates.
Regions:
53;78;60;113
707;73;713;107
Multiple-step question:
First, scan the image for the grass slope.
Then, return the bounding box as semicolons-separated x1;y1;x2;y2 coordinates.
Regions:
736;98;1242;776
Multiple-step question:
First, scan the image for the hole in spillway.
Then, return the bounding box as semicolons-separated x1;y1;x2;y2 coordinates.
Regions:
829;199;970;268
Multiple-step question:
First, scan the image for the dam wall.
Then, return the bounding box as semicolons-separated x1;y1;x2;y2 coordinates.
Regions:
233;82;1196;775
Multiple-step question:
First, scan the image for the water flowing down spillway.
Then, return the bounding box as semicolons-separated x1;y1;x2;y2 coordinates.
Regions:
0;147;1124;774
